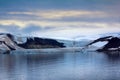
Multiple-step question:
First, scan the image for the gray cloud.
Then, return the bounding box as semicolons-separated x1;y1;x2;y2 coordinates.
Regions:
0;24;57;35
0;0;120;39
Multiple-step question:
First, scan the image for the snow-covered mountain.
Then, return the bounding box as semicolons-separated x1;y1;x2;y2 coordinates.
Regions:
0;32;120;53
100;32;120;38
79;32;120;48
65;32;120;51
0;33;23;51
86;32;120;51
0;33;66;52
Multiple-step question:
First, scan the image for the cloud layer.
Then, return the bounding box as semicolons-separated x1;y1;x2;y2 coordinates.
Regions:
8;10;108;19
0;0;120;39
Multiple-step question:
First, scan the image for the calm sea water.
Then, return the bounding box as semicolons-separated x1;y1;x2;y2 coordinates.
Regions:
0;50;120;80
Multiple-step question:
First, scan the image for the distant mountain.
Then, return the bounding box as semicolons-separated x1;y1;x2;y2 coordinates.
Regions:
73;32;120;41
18;37;65;49
0;33;23;51
0;32;120;53
86;34;120;52
100;32;120;38
0;33;65;52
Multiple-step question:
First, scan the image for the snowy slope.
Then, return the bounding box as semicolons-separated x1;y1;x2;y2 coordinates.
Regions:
0;32;119;52
0;42;11;51
0;33;23;50
86;32;120;49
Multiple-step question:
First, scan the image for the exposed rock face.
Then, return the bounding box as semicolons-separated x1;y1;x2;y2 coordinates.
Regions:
18;37;65;49
86;36;120;52
101;37;120;51
0;33;23;51
0;33;65;53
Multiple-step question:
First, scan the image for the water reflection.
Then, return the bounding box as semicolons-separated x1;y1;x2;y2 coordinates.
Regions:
0;51;120;80
103;51;120;60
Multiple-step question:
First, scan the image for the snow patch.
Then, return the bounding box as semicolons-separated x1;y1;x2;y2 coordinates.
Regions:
91;41;108;48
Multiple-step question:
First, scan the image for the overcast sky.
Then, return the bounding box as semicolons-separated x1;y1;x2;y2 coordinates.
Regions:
0;0;120;39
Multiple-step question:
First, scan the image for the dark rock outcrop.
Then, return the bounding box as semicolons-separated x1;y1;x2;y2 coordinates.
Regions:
0;33;65;53
86;36;120;52
18;37;65;49
98;37;120;51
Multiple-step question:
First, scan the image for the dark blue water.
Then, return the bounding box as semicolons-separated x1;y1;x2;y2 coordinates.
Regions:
0;51;120;80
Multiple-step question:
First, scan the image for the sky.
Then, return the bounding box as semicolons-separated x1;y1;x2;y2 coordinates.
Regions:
0;0;120;40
